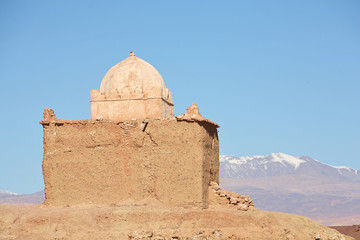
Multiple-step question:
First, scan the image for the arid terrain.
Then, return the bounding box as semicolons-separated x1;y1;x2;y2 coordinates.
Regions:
1;152;359;239
330;225;360;240
0;202;353;240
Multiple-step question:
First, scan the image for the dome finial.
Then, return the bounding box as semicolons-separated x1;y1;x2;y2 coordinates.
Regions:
129;51;135;57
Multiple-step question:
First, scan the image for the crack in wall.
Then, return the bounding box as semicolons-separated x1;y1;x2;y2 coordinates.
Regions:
145;132;158;147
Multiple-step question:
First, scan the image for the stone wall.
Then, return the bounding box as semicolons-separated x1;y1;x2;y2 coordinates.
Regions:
41;112;219;208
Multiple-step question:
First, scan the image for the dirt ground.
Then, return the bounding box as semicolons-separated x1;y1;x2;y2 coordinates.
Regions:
0;202;353;240
331;225;360;240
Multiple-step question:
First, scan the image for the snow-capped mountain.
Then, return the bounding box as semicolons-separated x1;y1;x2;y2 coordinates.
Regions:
220;153;359;179
0;190;19;197
219;153;360;226
0;190;44;205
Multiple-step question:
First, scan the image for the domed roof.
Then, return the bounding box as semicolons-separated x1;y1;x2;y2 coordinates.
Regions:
99;52;166;98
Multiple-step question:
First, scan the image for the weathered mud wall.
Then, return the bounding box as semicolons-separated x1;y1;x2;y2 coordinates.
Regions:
41;118;219;208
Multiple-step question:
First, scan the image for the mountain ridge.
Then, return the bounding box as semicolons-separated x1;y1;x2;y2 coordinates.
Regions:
220;152;359;179
0;191;44;205
219;153;360;226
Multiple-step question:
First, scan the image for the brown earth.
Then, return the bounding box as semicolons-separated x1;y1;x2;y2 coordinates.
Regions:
330;225;360;240
0;202;353;240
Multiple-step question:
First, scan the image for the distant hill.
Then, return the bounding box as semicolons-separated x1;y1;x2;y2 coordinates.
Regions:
0;190;44;205
0;190;19;198
220;153;360;226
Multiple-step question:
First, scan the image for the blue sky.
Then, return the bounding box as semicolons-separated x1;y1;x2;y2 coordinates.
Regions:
0;1;359;194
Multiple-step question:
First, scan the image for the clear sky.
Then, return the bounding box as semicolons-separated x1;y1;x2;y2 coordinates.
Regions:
0;1;359;194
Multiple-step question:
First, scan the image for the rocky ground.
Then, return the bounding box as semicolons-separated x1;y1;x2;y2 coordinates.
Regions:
0;202;353;240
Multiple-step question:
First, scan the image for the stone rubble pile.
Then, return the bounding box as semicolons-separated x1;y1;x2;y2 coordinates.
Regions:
210;182;256;211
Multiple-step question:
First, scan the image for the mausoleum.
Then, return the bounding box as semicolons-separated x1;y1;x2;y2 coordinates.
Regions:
40;52;220;209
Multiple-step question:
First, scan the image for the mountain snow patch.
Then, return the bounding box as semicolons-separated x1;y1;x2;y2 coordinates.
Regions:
220;153;359;179
333;166;352;172
0;190;19;196
269;153;305;169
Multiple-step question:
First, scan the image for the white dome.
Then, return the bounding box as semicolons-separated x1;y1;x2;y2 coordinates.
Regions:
99;52;167;98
